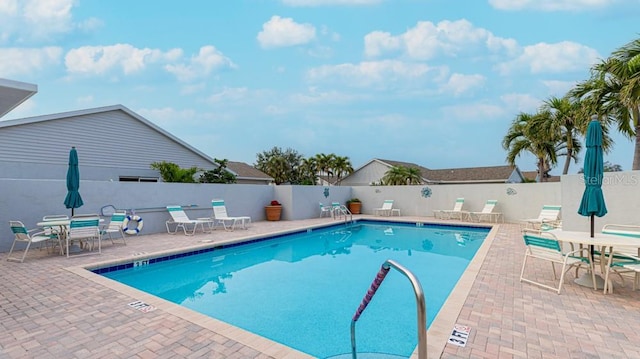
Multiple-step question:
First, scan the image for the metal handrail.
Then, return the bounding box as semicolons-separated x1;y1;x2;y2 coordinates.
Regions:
350;259;427;359
334;205;353;223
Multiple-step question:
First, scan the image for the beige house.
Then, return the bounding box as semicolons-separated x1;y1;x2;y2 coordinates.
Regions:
339;158;525;186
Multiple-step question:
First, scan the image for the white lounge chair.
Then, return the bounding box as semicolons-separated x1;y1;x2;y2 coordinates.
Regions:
468;200;502;223
165;205;213;235
434;198;465;220
7;221;52;262
520;229;595;294
374;200;400;216
522;205;561;229
211;199;251;231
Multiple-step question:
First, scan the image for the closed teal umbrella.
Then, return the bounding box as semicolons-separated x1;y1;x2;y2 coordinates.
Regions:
578;118;607;237
64;146;84;216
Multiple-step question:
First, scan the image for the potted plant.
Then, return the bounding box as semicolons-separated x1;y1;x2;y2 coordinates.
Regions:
346;198;362;214
265;200;282;221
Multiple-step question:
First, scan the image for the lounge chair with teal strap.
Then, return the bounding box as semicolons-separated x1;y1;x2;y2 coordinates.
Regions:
520;229;595;294
434;198;465;220
468;200;501;223
522;205;562;229
211;199;251;231
165;205;212;235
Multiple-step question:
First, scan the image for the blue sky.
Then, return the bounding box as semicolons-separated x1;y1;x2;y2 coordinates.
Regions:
1;0;639;174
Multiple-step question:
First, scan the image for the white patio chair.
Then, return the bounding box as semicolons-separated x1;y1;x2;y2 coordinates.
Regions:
100;211;127;245
7;221;52;262
520;229;595;294
319;202;332;218
68;214;102;257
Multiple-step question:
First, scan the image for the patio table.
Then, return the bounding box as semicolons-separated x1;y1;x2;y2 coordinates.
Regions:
549;229;640;293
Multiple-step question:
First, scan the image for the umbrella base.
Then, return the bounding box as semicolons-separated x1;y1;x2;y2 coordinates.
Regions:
574;273;605;290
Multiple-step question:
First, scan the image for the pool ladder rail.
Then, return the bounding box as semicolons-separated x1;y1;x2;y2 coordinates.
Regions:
333;204;353;223
350;259;427;359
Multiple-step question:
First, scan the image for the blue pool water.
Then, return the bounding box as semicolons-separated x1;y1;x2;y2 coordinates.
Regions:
98;220;488;358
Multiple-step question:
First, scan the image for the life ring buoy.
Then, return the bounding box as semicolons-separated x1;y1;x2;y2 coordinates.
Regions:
123;215;143;235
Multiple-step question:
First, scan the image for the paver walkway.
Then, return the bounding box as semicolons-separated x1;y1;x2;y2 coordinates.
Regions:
1;217;639;358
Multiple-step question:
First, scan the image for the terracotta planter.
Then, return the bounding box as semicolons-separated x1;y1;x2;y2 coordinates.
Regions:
348;202;361;214
265;205;282;221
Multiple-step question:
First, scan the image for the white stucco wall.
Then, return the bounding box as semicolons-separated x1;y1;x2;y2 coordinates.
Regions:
352;182;561;222
560;171;640;232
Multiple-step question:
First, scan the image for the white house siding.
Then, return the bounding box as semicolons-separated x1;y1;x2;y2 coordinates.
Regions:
0;107;218;181
340;161;390;186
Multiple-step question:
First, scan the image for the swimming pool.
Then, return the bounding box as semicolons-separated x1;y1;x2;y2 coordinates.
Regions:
96;220;489;358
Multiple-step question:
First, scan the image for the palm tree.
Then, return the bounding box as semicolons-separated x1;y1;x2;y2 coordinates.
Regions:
382;166;406;185
299;157;318;185
332;155;353;185
315;153;335;184
537;96;584;175
381;166;422;185
571;38;640;169
502;112;559;182
404;166;423;185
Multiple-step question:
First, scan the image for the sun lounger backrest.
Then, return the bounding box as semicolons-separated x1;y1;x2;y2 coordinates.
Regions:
452;198;464;211
211;200;229;218
538;205;561;221
381;200;394;210
481;200;497;213
167;206;191;222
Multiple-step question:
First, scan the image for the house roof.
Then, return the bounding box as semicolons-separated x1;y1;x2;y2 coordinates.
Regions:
226;161;273;181
370;158;523;184
0;78;37;119
0;104;234;173
422;165;521;183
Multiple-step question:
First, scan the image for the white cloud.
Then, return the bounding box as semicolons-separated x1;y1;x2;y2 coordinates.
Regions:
489;0;614;11
442;103;506;121
257;16;316;49
307;60;443;88
290;88;364;104
207;87;249;103
441;73;486;96
64;44;233;81
500;93;542;113
364;31;402;57
0;0;78;43
0;47;62;76
281;0;382;6
165;46;236;82
65;44;171;75
364;19;518;60
496;41;600;75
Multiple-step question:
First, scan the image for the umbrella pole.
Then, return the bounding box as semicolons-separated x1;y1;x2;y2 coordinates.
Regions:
576;213;605;289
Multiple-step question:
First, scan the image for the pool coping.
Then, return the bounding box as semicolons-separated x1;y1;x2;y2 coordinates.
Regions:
66;219;496;358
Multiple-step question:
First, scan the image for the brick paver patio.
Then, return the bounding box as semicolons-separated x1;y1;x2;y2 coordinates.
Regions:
1;217;639;358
